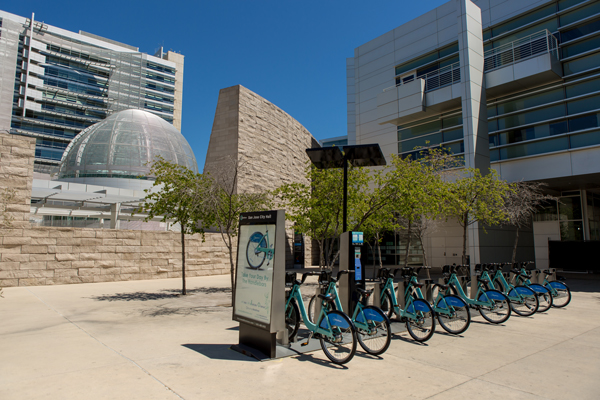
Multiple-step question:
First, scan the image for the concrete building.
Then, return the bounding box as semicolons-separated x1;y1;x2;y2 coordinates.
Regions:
347;0;600;269
0;10;184;173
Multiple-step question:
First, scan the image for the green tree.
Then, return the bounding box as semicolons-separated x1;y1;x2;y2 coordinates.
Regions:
205;157;271;301
277;162;397;269
446;168;511;264
138;158;214;295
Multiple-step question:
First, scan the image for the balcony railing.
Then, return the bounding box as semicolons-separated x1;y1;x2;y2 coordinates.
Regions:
484;30;559;72
383;61;461;93
418;62;461;92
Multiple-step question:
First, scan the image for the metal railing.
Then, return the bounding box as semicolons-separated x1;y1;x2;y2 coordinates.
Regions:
383;61;461;93
418;62;461;92
484;30;559;72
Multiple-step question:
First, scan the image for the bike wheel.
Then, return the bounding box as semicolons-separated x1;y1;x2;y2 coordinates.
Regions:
319;310;357;365
285;299;300;342
547;281;571;308
308;294;334;323
435;295;471;335
478;290;511;324
246;234;266;269
406;299;435;342
509;286;539;317
379;290;395;319
356;306;391;356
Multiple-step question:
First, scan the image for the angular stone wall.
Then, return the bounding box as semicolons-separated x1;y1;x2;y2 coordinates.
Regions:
204;85;320;267
0;133;234;287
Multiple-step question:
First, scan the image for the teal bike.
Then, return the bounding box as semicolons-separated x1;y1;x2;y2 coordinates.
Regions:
401;267;471;335
377;267;436;342
307;270;391;355
285;271;358;364
514;263;571;308
478;264;539;317
443;265;511;324
246;227;274;269
507;263;552;312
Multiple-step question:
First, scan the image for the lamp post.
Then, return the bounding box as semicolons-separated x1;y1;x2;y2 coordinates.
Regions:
306;144;386;232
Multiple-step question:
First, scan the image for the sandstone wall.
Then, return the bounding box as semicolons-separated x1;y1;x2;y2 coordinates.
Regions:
0;228;233;287
0;132;234;288
204;85;320;267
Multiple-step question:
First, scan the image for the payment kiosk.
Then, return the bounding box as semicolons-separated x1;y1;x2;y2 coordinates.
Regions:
338;231;365;314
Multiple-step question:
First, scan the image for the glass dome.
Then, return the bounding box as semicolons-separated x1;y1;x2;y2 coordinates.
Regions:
58;109;197;180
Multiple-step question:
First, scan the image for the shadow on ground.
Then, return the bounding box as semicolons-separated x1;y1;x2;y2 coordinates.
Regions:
90;286;232;302
182;344;252;361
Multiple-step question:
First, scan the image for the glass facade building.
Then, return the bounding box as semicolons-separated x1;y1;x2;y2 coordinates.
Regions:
0;10;184;172
347;0;600;268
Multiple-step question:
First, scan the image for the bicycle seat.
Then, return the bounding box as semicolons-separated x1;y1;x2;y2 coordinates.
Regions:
318;292;337;303
543;269;552;275
477;277;489;284
434;283;449;290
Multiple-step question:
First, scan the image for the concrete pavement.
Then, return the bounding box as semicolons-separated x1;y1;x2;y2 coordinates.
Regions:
1;274;599;399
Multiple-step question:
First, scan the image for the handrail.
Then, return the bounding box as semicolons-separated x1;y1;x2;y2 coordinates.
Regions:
383;61;461;93
484;29;559;72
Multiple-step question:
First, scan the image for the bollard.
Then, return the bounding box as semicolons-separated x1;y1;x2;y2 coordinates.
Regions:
396;279;407;309
423;279;434;303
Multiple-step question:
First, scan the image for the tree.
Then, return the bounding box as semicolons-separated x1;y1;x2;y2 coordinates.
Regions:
138;158;214;295
502;181;556;263
445;168;511;264
205;156;271;302
276;162;398;269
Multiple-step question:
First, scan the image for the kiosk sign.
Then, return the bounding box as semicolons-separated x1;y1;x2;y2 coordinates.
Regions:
233;211;283;332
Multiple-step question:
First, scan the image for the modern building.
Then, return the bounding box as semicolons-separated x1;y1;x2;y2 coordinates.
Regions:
320;135;348;150
30;109;198;230
0;10;184;173
347;0;600;269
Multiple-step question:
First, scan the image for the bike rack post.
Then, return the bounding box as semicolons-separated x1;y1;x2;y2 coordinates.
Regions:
373;281;382;308
396;280;406;309
423;279;433;303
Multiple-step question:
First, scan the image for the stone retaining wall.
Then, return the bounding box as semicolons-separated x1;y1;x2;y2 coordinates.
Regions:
0;227;232;287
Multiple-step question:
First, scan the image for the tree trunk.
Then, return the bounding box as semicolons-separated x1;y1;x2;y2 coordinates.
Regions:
419;234;431;279
462;215;468;266
181;229;186;295
511;226;520;264
228;233;235;306
404;220;412;267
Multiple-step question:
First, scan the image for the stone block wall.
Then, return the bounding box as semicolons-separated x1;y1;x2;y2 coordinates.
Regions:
0;132;35;229
0;228;233;287
0;132;234;288
204;85;320;267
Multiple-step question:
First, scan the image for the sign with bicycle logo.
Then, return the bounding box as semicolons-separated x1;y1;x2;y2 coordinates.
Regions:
233;210;285;332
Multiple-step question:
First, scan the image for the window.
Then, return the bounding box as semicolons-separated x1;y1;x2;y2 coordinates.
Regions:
395;43;458;77
561;18;600;43
491;4;556;38
497;104;566;130
560;1;600;27
563;51;600;75
562;35;600;58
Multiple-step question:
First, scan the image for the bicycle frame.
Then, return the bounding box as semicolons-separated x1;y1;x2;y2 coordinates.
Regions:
286;282;348;337
319;281;384;331
380;276;431;319
447;273;504;307
409;275;465;316
490;269;542;300
514;269;552;295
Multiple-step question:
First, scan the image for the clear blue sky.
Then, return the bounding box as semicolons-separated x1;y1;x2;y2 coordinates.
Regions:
3;0;448;170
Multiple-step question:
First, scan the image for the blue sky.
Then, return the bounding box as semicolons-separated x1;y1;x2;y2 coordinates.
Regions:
3;0;448;170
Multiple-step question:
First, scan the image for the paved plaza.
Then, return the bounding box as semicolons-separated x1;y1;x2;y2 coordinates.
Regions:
1;273;599;399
